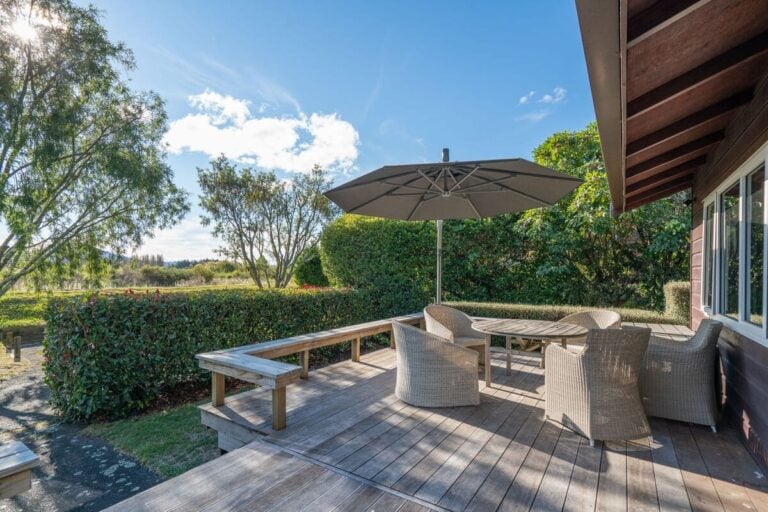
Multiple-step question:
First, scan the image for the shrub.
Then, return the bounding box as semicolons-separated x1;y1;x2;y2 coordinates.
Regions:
294;246;329;287
43;287;425;421
447;301;670;324
663;281;691;324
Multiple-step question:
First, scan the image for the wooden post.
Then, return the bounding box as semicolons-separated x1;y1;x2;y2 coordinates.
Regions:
212;372;225;406
4;331;12;357
300;350;309;379
272;387;286;430
351;337;361;363
13;336;20;363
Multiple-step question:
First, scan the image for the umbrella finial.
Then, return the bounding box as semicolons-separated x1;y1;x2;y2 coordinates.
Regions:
442;148;449;163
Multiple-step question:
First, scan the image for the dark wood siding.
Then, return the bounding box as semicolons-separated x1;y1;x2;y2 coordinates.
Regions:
691;71;768;468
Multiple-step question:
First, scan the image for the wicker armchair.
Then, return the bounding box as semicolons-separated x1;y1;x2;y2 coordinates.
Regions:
392;321;480;407
559;310;621;346
424;305;485;362
545;327;652;445
640;319;723;430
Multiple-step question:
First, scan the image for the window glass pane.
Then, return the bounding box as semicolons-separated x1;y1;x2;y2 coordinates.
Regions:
748;167;765;326
703;203;715;308
721;182;740;319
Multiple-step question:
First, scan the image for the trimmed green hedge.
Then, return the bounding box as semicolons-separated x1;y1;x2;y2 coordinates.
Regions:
294;246;329;287
663;281;691;324
44;287;424;421
447;301;670;324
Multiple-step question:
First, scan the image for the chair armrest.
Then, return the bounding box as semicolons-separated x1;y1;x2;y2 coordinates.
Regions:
425;320;455;342
545;344;586;392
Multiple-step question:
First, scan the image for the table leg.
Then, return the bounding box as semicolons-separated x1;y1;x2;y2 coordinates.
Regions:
540;339;549;369
485;333;492;388
505;336;512;376
561;337;567;348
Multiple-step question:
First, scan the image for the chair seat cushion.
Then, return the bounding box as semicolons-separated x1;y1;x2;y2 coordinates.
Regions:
454;336;485;348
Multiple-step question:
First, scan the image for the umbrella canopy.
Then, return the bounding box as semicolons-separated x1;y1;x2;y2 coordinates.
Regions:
324;149;583;303
325;155;582;221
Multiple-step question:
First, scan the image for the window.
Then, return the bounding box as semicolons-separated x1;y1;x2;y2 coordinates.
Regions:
721;182;740;320
703;142;768;342
703;202;715;308
748;166;765;326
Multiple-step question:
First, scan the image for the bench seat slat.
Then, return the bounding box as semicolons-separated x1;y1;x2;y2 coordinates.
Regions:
222;313;424;359
0;448;39;480
0;442;29;460
197;353;302;389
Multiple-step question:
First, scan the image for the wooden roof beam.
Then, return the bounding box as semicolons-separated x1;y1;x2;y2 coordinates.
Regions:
627;30;768;119
626;90;753;157
625;156;705;198
625;177;693;209
626;131;724;184
628;0;711;47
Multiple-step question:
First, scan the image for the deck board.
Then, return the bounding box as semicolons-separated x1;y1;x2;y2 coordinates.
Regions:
112;323;768;512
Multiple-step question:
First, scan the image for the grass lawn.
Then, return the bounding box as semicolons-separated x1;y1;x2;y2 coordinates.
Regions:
0;353;30;382
85;402;219;479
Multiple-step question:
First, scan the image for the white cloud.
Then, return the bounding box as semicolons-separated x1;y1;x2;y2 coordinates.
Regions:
538;86;567;104
136;218;220;261
515;110;550;122
164;90;360;173
188;90;251;126
518;91;535;104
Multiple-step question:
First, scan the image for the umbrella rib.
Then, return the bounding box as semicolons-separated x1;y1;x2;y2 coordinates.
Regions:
454;174;518;193
449;165;481;193
330;166;443;191
346;174;427;213
463;196;482;219
469;173;554;206
452;164;582;182
418;169;445;194
382;182;433;193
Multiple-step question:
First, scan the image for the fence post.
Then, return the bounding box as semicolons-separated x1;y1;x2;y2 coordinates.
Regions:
13;336;21;363
3;331;12;359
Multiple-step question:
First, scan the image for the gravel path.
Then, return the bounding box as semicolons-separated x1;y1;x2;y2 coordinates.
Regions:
0;345;162;512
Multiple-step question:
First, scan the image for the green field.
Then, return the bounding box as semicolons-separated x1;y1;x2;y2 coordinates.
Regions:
0;285;263;332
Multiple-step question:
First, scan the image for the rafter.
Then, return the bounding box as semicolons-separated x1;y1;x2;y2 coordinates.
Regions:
626;90;752;157
626;131;724;184
627;31;768;119
625;156;705;198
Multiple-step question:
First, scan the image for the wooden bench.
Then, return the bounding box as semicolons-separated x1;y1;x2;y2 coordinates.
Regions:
0;442;39;499
196;312;424;431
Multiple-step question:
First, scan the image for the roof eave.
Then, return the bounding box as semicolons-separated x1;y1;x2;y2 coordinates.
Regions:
576;0;627;215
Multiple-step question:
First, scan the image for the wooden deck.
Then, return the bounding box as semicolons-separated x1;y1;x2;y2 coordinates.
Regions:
109;323;768;511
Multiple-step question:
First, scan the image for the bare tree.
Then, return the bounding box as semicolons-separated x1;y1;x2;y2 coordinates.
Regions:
198;156;336;288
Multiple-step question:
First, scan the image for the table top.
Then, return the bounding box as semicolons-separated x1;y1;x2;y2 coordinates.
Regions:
471;318;588;338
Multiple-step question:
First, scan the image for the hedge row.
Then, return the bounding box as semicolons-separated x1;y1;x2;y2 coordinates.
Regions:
448;302;669;324
44;287;424;421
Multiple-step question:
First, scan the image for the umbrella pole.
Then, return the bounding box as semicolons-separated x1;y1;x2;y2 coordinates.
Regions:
436;219;442;304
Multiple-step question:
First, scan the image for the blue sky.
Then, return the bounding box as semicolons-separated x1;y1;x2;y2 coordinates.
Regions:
89;0;595;260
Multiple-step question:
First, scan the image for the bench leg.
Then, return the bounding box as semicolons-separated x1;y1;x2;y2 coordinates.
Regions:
0;469;32;499
212;372;225;407
272;387;287;430
300;350;310;379
352;337;361;363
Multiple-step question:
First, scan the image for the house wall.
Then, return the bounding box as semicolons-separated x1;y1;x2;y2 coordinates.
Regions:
691;72;768;467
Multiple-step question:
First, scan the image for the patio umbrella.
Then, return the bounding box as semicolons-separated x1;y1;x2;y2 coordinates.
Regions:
324;149;582;303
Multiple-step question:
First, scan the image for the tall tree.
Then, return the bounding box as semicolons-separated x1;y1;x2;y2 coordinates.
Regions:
0;0;188;296
198;156;336;288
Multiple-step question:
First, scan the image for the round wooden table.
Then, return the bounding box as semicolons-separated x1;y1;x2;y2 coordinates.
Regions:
471;318;588;385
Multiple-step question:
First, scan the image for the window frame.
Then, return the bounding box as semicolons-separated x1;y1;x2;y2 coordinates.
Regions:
701;141;768;344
